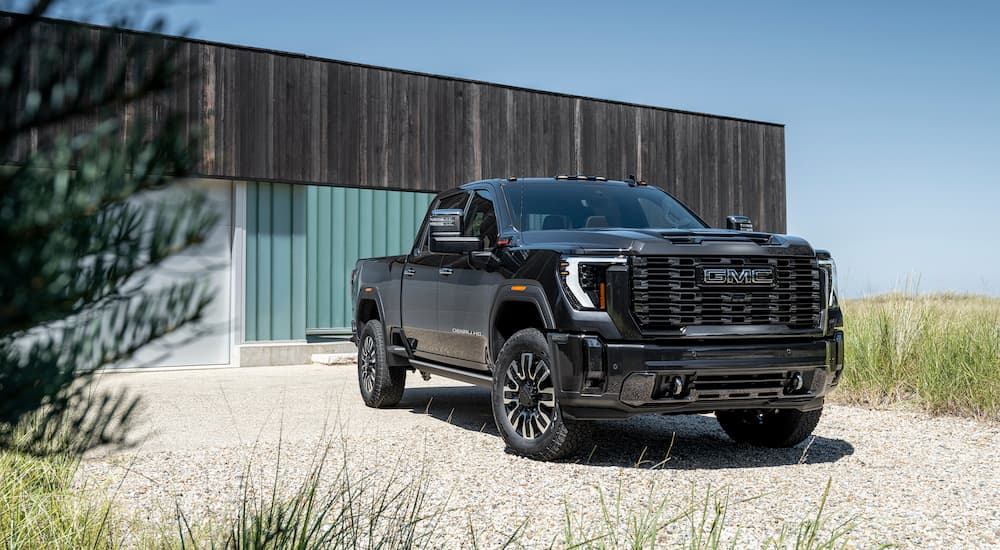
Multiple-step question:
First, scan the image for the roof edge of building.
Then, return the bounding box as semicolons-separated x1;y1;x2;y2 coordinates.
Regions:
0;10;785;128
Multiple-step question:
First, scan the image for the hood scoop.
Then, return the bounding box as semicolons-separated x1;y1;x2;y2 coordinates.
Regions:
660;231;775;246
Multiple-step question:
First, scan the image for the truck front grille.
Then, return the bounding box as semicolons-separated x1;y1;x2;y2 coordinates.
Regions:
630;256;822;331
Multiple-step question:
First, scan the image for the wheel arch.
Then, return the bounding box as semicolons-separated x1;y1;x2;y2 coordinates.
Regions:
356;287;386;325
490;283;556;363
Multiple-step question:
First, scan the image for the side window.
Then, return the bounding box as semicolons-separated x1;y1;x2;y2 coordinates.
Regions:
415;192;468;254
438;192;469;211
463;190;498;249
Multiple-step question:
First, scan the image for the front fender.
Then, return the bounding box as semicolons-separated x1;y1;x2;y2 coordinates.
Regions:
488;281;557;364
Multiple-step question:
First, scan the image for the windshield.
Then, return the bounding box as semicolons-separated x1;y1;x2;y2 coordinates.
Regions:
502;182;706;231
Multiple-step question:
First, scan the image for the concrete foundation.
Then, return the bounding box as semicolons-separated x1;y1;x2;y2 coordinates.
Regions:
238;341;357;367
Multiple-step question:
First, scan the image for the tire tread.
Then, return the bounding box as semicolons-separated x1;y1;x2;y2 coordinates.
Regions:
716;408;822;448
359;319;405;408
491;328;590;461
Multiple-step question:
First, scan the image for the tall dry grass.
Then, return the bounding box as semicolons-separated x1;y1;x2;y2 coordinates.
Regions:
840;293;1000;420
0;451;124;549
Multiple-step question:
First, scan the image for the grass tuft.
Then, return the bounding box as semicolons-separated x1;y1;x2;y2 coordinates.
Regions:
841;293;1000;420
170;444;441;549
561;480;854;549
0;450;125;548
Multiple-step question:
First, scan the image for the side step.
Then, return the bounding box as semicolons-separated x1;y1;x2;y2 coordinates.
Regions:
408;359;493;388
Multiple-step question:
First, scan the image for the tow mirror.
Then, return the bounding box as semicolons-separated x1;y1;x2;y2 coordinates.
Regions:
726;215;754;232
428;209;481;254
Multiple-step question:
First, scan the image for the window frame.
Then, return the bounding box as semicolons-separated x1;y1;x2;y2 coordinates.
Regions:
413;190;469;255
462;189;499;248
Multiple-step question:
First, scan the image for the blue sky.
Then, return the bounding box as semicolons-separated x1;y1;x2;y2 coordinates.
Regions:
36;0;1000;297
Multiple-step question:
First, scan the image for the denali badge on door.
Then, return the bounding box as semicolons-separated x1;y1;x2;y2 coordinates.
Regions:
701;267;775;286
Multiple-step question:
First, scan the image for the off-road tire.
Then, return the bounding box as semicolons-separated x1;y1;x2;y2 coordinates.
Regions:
357;319;405;408
491;328;590;461
716;408;822;447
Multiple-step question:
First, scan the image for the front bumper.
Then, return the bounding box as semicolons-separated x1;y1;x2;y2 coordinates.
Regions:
548;330;844;420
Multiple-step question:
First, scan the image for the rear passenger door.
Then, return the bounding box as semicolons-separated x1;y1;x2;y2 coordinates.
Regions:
437;189;503;369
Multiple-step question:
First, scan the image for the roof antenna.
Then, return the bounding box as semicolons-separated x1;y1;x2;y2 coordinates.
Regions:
626;173;638;186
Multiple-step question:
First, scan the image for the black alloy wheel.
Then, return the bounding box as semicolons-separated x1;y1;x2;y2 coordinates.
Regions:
359;334;378;395
491;328;590;460
501;351;557;440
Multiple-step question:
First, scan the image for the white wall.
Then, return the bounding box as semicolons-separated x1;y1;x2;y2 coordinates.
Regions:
121;179;234;368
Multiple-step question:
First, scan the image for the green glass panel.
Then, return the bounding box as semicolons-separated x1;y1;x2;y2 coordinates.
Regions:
245;182;435;340
312;186;435;331
270;182;292;338
244;181;307;341
292;184;307;338
305;186;320;329
256;182;273;340
245;182;258;340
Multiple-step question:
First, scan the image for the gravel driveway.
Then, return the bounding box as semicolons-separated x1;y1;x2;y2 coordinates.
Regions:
83;364;999;548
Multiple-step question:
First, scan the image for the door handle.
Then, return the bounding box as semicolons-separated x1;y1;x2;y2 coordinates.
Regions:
439;267;454;276
403;267;416;277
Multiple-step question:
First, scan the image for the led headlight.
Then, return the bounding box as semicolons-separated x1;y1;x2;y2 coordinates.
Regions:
558;256;626;310
816;251;839;309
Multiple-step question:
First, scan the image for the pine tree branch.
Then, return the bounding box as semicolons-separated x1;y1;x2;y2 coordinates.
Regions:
0;0;55;46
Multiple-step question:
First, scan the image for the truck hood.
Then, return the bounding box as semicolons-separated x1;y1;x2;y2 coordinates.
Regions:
516;228;816;257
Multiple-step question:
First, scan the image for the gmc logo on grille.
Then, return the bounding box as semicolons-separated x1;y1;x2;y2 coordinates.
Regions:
702;267;774;286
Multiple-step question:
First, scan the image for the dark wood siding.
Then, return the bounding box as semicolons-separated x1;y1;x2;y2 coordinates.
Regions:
5;15;787;232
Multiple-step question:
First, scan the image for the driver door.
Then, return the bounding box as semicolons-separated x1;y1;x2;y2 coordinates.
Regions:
437;189;503;369
400;191;466;361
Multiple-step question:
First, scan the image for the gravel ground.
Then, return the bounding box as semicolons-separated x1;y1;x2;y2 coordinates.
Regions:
82;364;1000;548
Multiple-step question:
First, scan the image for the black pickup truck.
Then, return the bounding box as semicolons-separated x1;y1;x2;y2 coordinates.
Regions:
351;176;844;461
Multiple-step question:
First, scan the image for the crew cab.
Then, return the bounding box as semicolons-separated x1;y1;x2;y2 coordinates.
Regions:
352;177;844;460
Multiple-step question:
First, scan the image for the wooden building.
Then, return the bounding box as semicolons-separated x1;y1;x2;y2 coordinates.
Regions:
5;14;787;367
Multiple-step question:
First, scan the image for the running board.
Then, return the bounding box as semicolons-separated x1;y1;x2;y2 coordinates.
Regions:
408;359;493;388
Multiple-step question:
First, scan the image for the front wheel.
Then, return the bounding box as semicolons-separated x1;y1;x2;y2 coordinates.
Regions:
491;328;590;461
715;408;822;447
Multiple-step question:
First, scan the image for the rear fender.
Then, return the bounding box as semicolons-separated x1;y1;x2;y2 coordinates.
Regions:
355;286;387;338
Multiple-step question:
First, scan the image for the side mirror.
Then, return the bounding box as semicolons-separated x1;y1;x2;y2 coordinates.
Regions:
726;215;754;232
428;209;481;254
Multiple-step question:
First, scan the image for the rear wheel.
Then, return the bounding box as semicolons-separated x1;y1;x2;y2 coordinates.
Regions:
357;319;405;408
491;328;589;461
716;408;822;447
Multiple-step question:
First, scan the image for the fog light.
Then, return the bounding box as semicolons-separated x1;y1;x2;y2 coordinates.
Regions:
786;371;804;393
669;376;685;396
